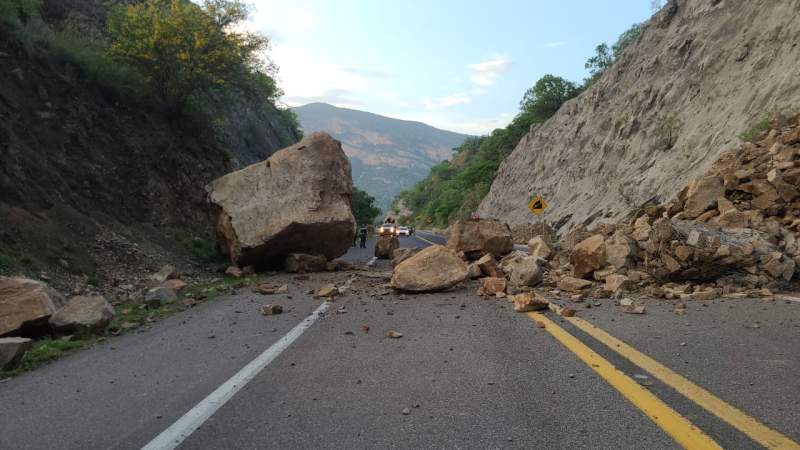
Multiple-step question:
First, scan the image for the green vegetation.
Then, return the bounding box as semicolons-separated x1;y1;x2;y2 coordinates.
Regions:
739;115;771;143
584;22;643;86
0;336;94;379
0;0;40;24
108;0;272;116
394;21;648;227
0;252;15;270
0;274;263;379
655;112;683;149
3;0;299;138
396;75;580;227
351;188;382;225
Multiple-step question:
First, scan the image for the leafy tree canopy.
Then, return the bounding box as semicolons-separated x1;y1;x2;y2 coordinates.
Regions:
108;0;273;115
351;188;382;225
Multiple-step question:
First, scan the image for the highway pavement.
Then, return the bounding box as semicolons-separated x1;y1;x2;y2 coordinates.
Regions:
0;232;798;449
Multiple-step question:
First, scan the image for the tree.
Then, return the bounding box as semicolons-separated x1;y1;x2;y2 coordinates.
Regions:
612;23;643;58
351;188;382;225
584;43;614;79
108;0;271;116
519;75;581;120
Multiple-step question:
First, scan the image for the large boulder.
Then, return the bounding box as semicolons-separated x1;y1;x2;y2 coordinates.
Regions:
499;252;543;287
0;277;64;337
571;234;607;279
49;295;115;335
391;247;417;267
390;245;468;292
375;235;400;259
285;253;328;273
527;236;553;260
206;133;356;269
446;219;513;260
683;176;725;219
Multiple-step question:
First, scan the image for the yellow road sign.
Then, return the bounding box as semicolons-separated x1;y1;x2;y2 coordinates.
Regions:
528;195;548;215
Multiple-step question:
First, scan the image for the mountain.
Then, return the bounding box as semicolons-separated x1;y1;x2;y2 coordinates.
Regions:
293;103;469;210
478;0;800;233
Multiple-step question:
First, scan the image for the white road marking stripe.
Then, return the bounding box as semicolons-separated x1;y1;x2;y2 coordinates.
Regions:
141;301;331;450
366;256;378;267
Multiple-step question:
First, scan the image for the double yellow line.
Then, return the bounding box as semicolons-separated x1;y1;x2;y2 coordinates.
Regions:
530;312;800;450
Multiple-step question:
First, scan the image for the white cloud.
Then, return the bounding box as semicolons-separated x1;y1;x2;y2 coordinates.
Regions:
469;57;510;87
544;41;566;48
421;92;472;110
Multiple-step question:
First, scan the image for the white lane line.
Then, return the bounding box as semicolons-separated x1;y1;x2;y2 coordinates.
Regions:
366;256;378;267
142;301;331;450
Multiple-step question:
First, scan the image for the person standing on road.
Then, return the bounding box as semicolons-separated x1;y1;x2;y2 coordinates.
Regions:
359;226;368;248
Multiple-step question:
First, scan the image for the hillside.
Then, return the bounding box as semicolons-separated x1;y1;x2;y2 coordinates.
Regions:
293;102;469;210
0;0;300;291
478;0;800;234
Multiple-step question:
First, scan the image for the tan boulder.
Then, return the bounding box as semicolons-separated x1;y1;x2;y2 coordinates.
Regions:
375;235;400;259
499;252;543;287
206;133;356;269
605;231;637;269
683;176;725;219
446;219;513;260
509;292;549;312
225;266;243;278
390;245;468;292
467;263;482;279
317;284;339;297
475;253;503;278
49;295;115;335
558;276;593;293
570;234;606;279
527;236;553;260
716;210;749;228
478;277;507;296
151;265;179;283
285;253;328;273
391;248;417;267
0;277;64;336
0;337;32;370
604;274;632;293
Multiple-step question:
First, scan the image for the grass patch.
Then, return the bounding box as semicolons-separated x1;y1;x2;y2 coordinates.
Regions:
1;274;261;380
739;115;770;143
182;274;262;300
1;336;94;379
183;237;226;265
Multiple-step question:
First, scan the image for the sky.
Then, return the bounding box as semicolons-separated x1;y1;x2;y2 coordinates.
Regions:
246;1;655;135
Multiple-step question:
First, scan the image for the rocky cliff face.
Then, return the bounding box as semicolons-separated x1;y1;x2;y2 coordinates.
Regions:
0;20;296;290
478;0;800;234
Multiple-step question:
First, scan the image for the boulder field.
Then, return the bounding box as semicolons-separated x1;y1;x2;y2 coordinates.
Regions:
206;132;356;270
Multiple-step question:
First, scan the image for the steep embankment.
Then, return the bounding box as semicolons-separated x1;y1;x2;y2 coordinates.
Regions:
0;13;297;290
294;102;469;210
478;0;800;233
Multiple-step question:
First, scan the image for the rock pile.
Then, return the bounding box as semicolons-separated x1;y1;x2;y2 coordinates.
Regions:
540;116;800;300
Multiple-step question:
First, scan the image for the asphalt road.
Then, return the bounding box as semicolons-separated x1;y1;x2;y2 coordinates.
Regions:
0;233;798;449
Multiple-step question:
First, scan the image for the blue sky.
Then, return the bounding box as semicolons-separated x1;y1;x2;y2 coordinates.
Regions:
247;1;655;134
